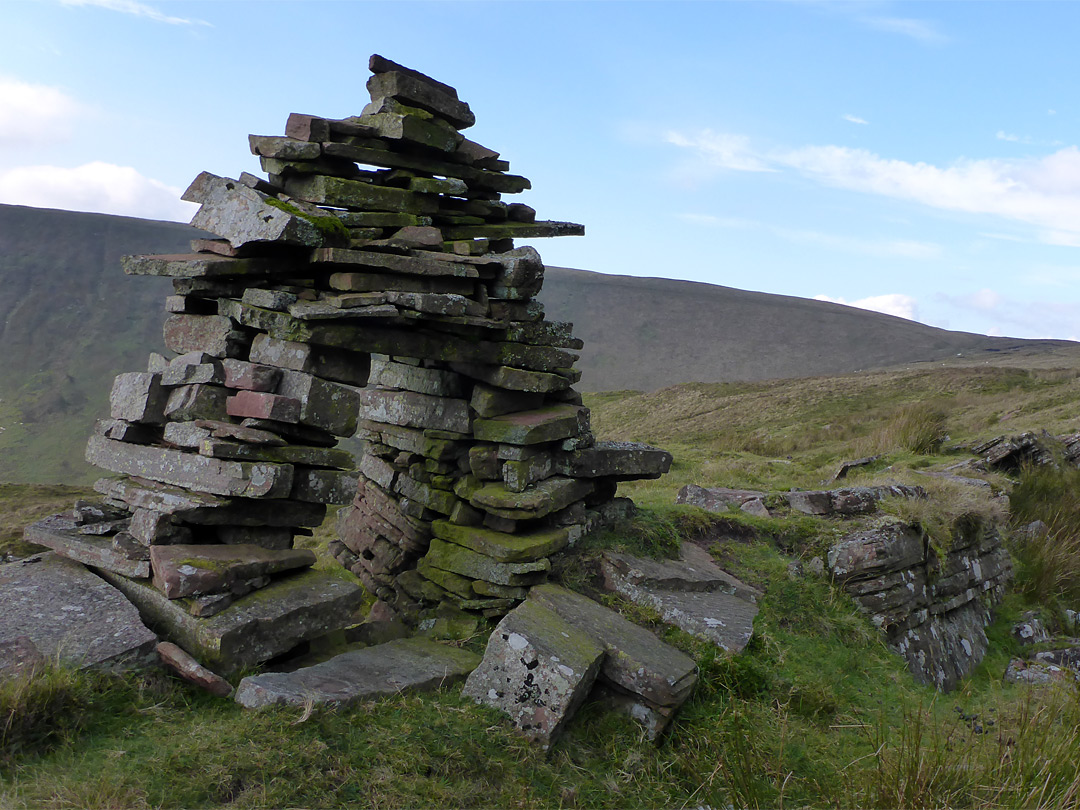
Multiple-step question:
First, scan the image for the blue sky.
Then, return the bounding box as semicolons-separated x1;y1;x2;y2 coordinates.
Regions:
2;0;1079;341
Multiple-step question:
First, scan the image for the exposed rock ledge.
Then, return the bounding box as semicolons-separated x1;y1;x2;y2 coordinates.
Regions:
828;520;1012;691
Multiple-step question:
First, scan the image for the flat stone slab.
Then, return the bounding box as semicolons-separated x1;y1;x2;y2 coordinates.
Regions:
462;598;605;749
431;519;569;563
86;435;294;499
24;514;149;578
470;477;593;521
559;441;673;480
472;404;589;446
97;567;365;676
528;584;697;709
600;544;761;653
234;637;480;708
151;544;316;599
0;553;157;675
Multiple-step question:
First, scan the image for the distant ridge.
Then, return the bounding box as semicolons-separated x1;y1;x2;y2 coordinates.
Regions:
539;266;1078;391
1;203;1076;482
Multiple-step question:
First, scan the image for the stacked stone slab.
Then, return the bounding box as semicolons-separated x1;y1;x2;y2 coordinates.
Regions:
29;54;670;671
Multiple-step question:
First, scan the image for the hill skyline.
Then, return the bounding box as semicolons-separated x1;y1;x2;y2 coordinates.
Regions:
1;202;1077;483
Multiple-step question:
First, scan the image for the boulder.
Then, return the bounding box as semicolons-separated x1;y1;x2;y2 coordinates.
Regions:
462;598;605;748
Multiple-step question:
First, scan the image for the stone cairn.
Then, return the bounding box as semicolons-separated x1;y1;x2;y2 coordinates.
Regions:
28;55;670;677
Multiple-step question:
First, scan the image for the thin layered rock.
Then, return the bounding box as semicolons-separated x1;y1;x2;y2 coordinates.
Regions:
28;55;672;676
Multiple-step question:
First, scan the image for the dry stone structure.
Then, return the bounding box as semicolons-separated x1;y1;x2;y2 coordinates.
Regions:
25;55;671;678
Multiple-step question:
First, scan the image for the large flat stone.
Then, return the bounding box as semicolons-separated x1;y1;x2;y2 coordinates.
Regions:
151;544;316;599
462;598;605;749
187;173;326;249
234;637;480;709
473;404;589;446
528;584;697;708
94;477;326;527
86;436;294;499
358;388;471;433
24;514;149;578
0;553;156;674
98;568;365;676
601;548;760;654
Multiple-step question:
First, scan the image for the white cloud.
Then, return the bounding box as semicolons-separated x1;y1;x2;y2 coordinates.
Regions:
0;76;86;145
860;16;948;45
843;114;869;125
814;293;920;321
57;0;211;26
996;131;1025;143
0;162;197;221
665;131;776;173
938;289;1080;340
668;130;1080;242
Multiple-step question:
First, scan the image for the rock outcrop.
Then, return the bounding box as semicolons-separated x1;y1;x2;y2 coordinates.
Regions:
828;520;1012;691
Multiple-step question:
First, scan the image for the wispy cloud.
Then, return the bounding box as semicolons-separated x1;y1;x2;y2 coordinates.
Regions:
0;162;197;221
57;0;211;26
937;288;1080;340
0;76;86;145
996;131;1028;143
814;293;920;321
843;114;869;125
679;213;941;259
860;16;949;45
666;131;776;173
668;129;1080;243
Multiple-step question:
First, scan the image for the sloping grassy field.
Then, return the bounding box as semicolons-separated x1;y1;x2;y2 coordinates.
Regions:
3;362;1080;808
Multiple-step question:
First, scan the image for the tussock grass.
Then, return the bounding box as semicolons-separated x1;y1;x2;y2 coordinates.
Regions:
1009;465;1080;606
859;401;949;456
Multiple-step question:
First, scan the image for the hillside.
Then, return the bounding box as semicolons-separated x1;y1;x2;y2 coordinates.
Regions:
2;202;1077;482
543;266;1080;390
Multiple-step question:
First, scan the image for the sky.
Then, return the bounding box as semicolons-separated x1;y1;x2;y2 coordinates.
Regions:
1;0;1079;341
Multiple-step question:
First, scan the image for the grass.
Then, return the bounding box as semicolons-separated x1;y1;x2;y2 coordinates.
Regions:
2;362;1080;807
0;483;95;560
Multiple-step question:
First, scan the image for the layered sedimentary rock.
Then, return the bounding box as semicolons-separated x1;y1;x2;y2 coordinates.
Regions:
27;55;671;675
828;519;1012;691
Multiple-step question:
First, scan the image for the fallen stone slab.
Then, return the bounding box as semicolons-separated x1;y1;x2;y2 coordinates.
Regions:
151;544;316;599
97;568;365;676
600;544;761;653
234;637;480;709
528;584;697;709
157;641;233;697
833;455;883;481
462;597;605;749
24;513;150;578
0;553;157;675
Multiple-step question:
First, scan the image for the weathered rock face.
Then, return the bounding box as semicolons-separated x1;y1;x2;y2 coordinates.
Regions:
974;430;1080;471
828;520;1012;691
